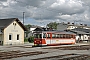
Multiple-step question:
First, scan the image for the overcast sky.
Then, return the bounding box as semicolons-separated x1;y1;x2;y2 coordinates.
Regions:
0;0;90;26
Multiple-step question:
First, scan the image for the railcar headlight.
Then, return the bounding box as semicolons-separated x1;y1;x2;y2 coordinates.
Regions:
40;41;41;43
34;41;36;42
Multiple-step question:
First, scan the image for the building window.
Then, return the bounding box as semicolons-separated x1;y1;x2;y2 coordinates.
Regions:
9;34;12;40
17;34;19;40
15;23;16;26
13;23;14;25
13;23;16;26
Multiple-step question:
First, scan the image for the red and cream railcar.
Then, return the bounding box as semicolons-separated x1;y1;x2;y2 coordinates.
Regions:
34;31;76;46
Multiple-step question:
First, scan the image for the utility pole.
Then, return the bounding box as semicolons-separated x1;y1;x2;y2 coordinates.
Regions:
23;12;25;25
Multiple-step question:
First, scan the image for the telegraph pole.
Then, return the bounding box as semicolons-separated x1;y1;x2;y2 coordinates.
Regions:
23;12;25;25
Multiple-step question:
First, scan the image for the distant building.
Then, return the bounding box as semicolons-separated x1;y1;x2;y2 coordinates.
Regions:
67;25;77;30
78;24;90;29
57;22;68;31
70;28;90;42
0;18;27;45
57;22;90;42
28;25;42;37
57;22;90;30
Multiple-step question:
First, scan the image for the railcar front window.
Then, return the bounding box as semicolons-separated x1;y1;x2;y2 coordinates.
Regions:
34;34;42;38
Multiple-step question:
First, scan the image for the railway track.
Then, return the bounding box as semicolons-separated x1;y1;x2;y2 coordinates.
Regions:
1;45;90;60
43;45;90;50
32;54;90;60
0;50;48;60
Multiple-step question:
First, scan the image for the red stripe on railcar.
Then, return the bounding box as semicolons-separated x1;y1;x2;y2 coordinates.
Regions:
34;39;46;44
41;39;46;44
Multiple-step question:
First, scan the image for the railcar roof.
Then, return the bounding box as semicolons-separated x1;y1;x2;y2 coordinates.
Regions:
34;31;76;35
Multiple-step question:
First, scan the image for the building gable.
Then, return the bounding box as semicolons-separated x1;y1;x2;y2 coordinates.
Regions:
0;18;27;31
4;20;24;33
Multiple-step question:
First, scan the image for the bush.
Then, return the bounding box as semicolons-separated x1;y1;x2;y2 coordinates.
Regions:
28;36;34;43
24;38;28;42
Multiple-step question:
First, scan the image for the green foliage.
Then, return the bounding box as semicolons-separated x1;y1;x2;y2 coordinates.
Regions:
24;24;31;37
28;36;34;43
25;24;31;30
47;22;59;29
24;38;28;42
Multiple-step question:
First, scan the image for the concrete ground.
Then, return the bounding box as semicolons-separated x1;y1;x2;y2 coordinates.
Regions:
0;42;90;60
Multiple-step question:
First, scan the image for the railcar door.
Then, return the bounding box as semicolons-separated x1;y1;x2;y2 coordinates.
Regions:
46;33;52;45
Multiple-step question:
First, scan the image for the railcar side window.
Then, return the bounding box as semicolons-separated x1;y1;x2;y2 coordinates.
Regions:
57;34;60;38
47;34;50;38
63;34;66;38
60;34;63;38
43;33;46;38
52;34;56;38
66;34;69;38
73;35;75;38
51;34;75;39
52;34;60;38
71;35;74;38
69;35;72;38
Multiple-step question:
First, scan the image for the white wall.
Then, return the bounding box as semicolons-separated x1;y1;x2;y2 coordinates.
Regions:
67;26;77;30
76;34;89;42
30;28;36;32
80;35;88;40
76;35;79;41
4;21;24;45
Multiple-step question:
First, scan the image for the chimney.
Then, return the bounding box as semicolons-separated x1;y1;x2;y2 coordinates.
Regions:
80;24;83;25
63;22;64;24
62;22;65;25
72;23;74;25
84;24;87;26
67;22;70;24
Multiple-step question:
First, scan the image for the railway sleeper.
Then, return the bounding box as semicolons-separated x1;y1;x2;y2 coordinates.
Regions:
32;54;89;60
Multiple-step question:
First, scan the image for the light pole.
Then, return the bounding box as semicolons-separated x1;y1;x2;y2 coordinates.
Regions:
23;12;25;25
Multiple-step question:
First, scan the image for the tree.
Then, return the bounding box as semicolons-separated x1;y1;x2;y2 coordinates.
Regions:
28;36;34;43
25;24;31;30
47;22;59;29
24;24;31;37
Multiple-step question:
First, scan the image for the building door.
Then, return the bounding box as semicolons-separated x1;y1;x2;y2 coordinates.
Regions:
0;34;4;45
0;35;2;45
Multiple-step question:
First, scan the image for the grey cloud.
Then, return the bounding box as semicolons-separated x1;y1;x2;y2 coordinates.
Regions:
32;0;86;21
81;0;90;6
0;0;90;26
0;0;7;2
32;8;58;20
49;0;85;15
15;0;46;7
